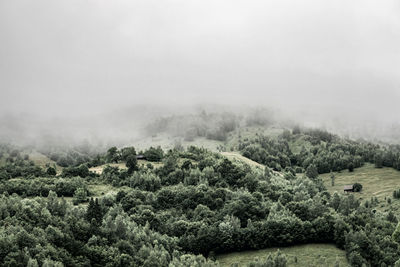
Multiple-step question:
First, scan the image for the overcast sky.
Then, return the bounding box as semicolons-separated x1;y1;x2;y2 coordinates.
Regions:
1;0;400;121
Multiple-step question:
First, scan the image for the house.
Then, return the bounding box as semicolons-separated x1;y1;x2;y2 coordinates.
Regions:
136;154;147;160
344;185;354;192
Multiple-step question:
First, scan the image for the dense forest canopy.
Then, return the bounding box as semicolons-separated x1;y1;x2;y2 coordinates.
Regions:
1;126;400;266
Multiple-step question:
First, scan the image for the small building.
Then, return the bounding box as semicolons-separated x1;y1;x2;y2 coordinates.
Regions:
344;185;354;192
136;154;147;160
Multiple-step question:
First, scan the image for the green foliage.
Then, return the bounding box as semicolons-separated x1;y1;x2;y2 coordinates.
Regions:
393;222;400;243
2;138;400;266
375;153;383;168
126;155;138;172
143;146;164;162
120;147;136;161
129;171;161;192
0;177;87;197
62;164;90;178
169;254;219;267
348;162;354;172
73;187;88;204
306;164;318;179
353;183;362;192
41;145;97;167
86;198;103;225
292;126;301;135
247;250;287;267
106;146;120;163
46;166;57;176
393;189;400;199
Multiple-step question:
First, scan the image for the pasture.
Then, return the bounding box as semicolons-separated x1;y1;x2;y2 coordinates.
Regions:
321;163;400;205
216;243;348;267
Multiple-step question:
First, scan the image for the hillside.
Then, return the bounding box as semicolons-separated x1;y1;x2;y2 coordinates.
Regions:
217;244;348;267
321;163;400;211
1;126;400;266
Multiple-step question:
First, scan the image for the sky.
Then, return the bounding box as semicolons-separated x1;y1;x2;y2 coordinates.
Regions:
0;0;400;123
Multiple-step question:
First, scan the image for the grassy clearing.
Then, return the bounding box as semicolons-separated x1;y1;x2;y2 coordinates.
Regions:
90;160;163;175
221;152;264;170
88;183;118;197
89;163;128;174
28;151;63;174
216;243;348;267
138;159;163;168
321;163;400;208
28;151;56;167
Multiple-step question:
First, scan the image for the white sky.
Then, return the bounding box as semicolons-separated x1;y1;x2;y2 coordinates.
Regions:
0;0;400;121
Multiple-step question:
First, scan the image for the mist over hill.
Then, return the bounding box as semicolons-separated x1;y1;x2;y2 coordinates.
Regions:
1;0;400;148
1;104;399;151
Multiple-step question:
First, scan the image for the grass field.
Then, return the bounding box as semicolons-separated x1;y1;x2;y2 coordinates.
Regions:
320;163;400;208
88;183;120;197
216;244;348;267
89;160;164;175
221;152;264;170
28;151;63;174
89;163;128;174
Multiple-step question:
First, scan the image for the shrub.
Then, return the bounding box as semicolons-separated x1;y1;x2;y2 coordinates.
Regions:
353;183;363;192
144;147;164;162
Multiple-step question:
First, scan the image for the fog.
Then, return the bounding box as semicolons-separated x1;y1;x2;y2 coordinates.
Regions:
1;0;400;145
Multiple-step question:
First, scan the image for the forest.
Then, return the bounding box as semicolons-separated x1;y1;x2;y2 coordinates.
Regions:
2;0;400;266
1;126;400;267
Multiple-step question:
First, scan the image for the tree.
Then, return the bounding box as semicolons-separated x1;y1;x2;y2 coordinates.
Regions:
264;167;271;179
126;155;138;174
121;147;136;161
27;258;39;267
144;147;164;162
392;222;400;243
42;258;63;267
306;164;318;179
46;167;57;176
106;147;120;163
348;162;354;172
86;198;103;225
73;187;87;204
353;183;363;192
0;170;10;180
61;164;89;178
292;126;301;135
375;153;383;168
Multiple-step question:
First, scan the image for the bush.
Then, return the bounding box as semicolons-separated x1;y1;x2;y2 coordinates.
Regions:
348;163;354;172
73;187;88;204
353;183;363;192
393;189;400;199
62;164;90;178
144;147;164;162
306;164;318;179
46;167;57;176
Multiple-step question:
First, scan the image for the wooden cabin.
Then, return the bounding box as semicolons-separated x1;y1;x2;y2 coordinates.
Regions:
344;185;354;192
136;154;147;160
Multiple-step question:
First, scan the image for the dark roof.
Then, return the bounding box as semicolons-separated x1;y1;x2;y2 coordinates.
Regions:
344;185;354;190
